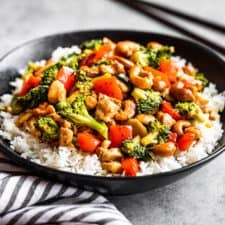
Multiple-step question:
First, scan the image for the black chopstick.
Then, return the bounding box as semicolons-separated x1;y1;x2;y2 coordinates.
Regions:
137;0;225;34
114;0;225;55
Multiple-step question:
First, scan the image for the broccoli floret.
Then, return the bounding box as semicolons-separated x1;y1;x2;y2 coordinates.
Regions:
141;120;169;146
131;46;173;68
175;102;208;123
10;85;49;114
80;39;103;50
41;64;59;85
121;136;149;160
10;96;24;114
59;53;83;70
75;70;112;95
195;72;208;89
132;88;162;114
35;116;59;142
56;96;108;138
22;62;39;80
75;70;93;95
94;59;111;65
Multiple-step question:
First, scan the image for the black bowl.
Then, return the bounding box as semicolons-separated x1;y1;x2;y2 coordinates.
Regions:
1;30;225;195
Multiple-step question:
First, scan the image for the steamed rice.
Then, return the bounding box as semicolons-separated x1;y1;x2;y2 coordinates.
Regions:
0;45;224;176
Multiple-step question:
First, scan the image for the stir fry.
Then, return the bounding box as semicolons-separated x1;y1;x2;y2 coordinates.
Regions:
5;37;215;176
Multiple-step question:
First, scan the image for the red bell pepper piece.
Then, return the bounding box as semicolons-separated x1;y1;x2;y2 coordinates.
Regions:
19;75;40;97
109;125;132;147
56;66;75;93
168;132;177;143
93;76;123;100
159;59;178;83
161;101;183;120
80;43;112;66
144;66;171;88
121;157;139;176
177;132;196;151
77;132;101;153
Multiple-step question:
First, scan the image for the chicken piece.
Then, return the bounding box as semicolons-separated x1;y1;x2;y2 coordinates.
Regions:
96;140;123;174
102;161;122;174
97;147;123;162
59;127;74;147
95;94;121;122
157;112;176;129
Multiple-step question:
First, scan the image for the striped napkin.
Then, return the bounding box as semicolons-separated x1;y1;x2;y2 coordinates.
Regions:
0;152;132;225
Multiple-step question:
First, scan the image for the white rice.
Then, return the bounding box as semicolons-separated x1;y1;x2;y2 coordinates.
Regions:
0;46;224;176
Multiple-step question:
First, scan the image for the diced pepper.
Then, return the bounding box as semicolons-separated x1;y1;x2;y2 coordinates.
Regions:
168;132;177;143
77;132;101;153
19;75;40;97
144;66;171;88
109;125;132;147
177;132;196;151
121;157;139;176
161;101;183;120
93;76;123;100
159;59;178;83
80;43;112;66
56;66;75;93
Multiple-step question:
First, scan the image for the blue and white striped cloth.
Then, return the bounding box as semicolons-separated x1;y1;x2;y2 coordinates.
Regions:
0;152;132;225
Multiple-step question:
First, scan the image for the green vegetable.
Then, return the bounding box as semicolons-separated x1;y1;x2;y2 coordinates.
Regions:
75;70;112;95
175;102;207;123
10;96;24;114
195;72;208;89
141;120;169;146
94;59;111;65
35;116;59;142
59;53;83;70
131;45;173;68
22;62;38;80
56;96;108;138
121;136;149;160
80;39;103;50
75;70;93;95
10;85;49;114
41;64;59;85
132;88;162;114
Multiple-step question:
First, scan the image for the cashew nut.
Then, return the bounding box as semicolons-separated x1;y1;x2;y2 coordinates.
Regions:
157;111;176;129
112;55;134;69
152;142;176;157
173;120;191;135
129;65;153;89
115;100;136;121
102;161;122;174
136;114;156;125
48;80;66;104
147;41;163;50
126;118;148;137
116;41;140;57
184;126;201;139
170;81;195;102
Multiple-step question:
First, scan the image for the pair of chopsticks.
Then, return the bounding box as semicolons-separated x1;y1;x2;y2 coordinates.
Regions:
113;0;225;55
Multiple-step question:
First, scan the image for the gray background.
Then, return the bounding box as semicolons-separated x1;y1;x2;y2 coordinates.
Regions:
1;0;225;225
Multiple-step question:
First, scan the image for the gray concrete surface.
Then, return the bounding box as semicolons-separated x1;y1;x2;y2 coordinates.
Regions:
1;0;225;224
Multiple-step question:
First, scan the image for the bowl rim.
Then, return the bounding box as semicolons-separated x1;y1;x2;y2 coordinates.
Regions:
0;29;225;181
